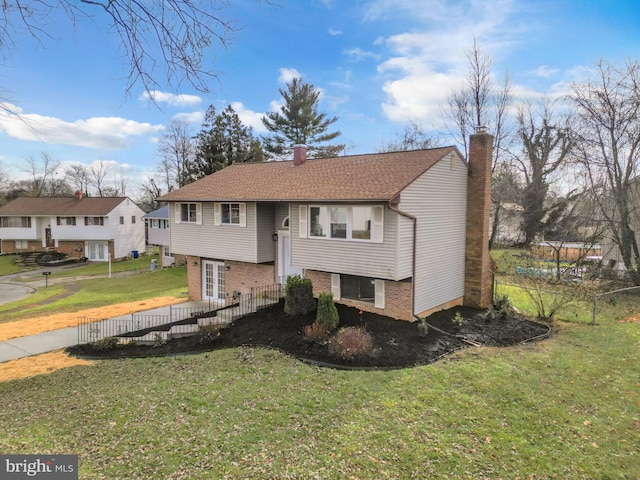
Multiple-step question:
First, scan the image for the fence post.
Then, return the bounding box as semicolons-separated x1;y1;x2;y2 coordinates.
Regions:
592;294;598;325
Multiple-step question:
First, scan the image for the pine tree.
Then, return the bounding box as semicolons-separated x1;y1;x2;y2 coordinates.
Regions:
262;77;345;159
191;105;264;180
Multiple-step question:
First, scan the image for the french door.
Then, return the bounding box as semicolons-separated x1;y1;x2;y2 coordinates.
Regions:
202;260;225;304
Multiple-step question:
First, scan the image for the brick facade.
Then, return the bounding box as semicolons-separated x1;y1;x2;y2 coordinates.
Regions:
225;261;276;297
186;256;203;301
0;240;42;254
56;241;86;258
464;130;494;308
305;270;414;321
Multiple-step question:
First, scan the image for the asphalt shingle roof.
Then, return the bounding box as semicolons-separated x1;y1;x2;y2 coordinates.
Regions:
0;197;128;216
159;147;460;203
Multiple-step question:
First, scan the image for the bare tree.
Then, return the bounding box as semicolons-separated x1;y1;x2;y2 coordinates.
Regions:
572;59;640;284
65;164;90;196
21;152;62;196
377;121;441;152
88;160;113;197
512;99;574;244
158;120;196;189
445;39;513;165
0;1;242;97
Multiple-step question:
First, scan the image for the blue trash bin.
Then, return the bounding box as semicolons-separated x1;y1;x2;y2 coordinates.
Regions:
132;250;139;259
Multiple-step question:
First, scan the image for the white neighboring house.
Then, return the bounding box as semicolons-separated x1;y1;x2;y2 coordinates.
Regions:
144;205;175;267
0;193;146;261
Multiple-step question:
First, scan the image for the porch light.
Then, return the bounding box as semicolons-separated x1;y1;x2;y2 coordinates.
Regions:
273;233;278;242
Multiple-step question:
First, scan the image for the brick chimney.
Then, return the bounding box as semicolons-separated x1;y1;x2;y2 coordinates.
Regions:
293;144;307;166
463;127;494;309
74;190;83;200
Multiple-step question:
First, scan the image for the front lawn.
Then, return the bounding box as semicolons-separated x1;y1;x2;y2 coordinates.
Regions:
0;298;638;478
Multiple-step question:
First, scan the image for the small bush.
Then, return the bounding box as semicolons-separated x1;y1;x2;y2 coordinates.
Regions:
284;275;315;316
89;336;118;351
329;326;373;360
452;311;464;327
417;318;429;337
316;292;339;332
494;293;513;316
303;322;330;343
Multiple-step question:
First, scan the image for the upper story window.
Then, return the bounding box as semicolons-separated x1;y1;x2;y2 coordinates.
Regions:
119;216;125;225
85;216;104;226
304;205;383;243
131;216;136;224
175;202;202;224
214;202;246;227
57;216;76;226
0;216;31;228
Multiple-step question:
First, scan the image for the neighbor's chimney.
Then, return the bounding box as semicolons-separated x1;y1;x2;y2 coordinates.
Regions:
74;190;83;200
463;126;494;309
293;144;307;166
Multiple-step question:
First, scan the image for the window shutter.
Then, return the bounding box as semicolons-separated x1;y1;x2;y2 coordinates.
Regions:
174;203;181;223
374;279;385;309
331;273;341;301
239;203;246;227
56;217;61;226
372;206;384;243
196;203;203;225
213;203;221;226
298;205;307;238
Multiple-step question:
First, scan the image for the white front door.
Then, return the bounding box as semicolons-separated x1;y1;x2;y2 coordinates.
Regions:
202;260;225;303
277;231;302;283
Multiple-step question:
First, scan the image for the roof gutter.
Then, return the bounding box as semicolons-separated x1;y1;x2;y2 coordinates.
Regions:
387;202;417;319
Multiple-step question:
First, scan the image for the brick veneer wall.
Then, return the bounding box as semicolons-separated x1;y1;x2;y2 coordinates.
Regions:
464;131;494;308
305;270;414;321
225;261;276;297
57;241;85;258
186;256;202;301
0;240;42;254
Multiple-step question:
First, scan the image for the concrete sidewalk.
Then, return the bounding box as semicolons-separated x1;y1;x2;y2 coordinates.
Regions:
0;301;210;363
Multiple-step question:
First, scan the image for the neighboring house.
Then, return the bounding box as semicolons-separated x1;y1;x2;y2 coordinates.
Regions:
0;193;146;261
159;131;494;321
143;205;175;267
491;202;524;246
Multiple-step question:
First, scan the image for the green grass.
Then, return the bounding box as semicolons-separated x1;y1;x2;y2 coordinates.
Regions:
0;267;188;323
0;254;27;275
0;285;638;478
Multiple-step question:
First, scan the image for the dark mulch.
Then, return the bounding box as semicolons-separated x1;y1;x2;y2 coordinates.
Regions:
67;301;550;369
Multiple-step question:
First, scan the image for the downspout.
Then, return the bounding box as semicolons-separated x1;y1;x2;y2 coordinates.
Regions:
387;201;417;320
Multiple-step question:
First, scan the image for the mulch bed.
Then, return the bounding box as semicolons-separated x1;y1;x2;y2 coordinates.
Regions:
67;301;550;369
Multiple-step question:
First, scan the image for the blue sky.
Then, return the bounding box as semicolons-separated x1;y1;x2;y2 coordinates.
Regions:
0;0;639;198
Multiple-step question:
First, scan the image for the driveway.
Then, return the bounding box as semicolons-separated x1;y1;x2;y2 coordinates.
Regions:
0;282;36;305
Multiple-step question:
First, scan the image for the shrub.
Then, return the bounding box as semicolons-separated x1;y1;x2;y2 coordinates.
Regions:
284;275;315;316
452;311;464;327
303;322;330;343
494;293;513;316
89;336;118;351
329;326;373;360
417;318;429;337
316;292;339;332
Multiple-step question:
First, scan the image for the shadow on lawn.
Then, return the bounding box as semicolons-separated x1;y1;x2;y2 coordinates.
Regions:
67;301;550;370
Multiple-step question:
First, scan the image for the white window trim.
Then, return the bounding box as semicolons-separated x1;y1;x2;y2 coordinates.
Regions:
304;205;383;243
332;274;385;309
175;202;202;225
214;202;246;227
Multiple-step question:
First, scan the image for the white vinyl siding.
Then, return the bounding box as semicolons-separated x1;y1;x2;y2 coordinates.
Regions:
398;152;468;315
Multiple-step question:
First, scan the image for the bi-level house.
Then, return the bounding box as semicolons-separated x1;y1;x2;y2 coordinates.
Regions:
159;130;494;321
0;193;146;261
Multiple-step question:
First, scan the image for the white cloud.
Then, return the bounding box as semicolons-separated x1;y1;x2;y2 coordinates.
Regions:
278;68;302;84
0;103;164;150
529;66;559;78
230;102;267;133
173;111;204;124
139;90;202;107
328;27;343;36
345;48;380;62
